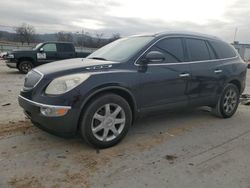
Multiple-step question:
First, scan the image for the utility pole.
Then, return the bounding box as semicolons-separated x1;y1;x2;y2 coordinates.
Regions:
81;29;84;51
233;27;238;43
76;29;84;52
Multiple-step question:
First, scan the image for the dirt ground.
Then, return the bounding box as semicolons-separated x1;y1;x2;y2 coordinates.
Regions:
0;60;250;188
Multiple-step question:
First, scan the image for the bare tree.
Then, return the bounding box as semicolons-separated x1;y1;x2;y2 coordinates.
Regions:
109;33;120;42
56;31;73;42
95;33;104;47
15;23;35;45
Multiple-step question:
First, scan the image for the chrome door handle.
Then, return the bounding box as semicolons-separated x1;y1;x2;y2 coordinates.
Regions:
179;73;190;78
214;69;222;73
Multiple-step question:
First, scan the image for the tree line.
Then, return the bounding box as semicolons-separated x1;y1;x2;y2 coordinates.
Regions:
2;23;120;48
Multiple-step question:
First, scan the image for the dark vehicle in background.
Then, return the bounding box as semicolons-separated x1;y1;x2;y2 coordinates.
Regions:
18;32;247;148
5;42;91;73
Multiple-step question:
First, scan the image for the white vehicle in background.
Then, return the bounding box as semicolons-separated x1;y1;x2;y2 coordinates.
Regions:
0;52;8;60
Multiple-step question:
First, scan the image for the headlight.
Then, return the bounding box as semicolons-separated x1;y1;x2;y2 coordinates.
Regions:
7;54;14;58
45;74;90;95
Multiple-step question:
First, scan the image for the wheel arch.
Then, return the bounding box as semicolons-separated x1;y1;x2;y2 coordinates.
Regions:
77;85;138;130
17;57;34;67
228;79;241;93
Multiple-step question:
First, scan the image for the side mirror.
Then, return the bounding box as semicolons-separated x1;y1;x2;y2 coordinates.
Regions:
142;51;165;64
39;48;44;53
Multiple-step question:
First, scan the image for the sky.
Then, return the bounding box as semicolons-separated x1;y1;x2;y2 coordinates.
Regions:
0;0;250;43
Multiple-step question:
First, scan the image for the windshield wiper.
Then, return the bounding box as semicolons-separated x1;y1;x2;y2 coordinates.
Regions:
89;57;107;61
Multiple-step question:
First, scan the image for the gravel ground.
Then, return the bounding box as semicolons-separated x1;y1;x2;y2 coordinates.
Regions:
0;60;249;188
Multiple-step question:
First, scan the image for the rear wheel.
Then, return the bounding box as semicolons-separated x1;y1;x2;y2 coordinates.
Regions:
80;93;132;148
18;61;33;74
212;83;240;118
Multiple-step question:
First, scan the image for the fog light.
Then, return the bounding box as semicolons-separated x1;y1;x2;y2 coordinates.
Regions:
40;107;69;117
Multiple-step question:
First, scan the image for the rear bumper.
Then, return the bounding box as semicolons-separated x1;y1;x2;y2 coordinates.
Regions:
18;95;79;137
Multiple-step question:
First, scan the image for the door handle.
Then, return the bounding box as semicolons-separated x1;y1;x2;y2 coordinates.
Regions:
179;73;190;78
214;69;222;74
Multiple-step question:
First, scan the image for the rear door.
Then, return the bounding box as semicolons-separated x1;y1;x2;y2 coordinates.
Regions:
138;37;191;112
185;38;221;106
57;43;75;60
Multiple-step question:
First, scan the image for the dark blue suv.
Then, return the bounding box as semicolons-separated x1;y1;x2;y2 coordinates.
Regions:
18;32;247;148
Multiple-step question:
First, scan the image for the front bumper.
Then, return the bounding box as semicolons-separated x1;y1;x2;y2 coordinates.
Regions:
18;95;79;137
6;59;17;68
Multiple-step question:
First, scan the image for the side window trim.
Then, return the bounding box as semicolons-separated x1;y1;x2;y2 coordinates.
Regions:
206;40;219;59
181;38;189;62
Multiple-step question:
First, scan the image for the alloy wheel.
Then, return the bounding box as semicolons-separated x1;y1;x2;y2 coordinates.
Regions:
223;88;237;114
91;103;126;142
21;63;32;73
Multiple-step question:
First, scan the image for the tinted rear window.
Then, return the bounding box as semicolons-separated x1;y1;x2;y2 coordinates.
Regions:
186;38;210;61
209;40;236;58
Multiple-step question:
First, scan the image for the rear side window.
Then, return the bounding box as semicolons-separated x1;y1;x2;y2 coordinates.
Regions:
209;40;236;58
186;38;210;61
155;38;184;63
57;43;74;52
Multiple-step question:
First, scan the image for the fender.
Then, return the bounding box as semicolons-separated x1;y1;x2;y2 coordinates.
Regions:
79;84;138;115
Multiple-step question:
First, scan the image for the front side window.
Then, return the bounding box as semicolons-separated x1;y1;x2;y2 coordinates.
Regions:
154;38;184;63
42;44;57;52
144;38;184;63
186;38;210;61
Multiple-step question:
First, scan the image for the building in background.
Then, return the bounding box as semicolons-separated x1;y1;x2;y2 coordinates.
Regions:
232;41;250;62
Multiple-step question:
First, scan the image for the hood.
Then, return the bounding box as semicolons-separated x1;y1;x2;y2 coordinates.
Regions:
11;49;34;53
35;58;120;75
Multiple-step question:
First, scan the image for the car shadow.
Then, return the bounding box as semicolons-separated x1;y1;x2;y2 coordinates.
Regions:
32;107;214;150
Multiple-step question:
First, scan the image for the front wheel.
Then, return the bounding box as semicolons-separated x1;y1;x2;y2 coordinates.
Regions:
80;93;132;148
18;61;33;74
212;83;240;118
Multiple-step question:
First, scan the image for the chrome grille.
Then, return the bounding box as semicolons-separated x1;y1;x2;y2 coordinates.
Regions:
23;70;43;90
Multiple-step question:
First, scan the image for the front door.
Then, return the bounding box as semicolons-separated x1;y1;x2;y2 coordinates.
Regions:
137;37;191;112
37;43;58;65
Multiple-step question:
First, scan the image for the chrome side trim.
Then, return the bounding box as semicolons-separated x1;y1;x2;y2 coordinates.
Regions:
144;56;238;66
134;36;239;66
18;95;71;109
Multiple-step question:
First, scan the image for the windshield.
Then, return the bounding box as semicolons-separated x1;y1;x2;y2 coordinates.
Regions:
87;36;154;62
33;43;43;50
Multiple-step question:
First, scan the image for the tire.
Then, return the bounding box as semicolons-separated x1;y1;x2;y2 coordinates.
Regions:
212;83;240;118
80;93;132;148
18;61;33;74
